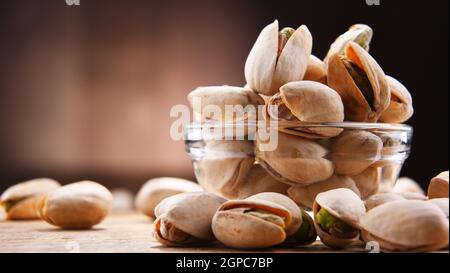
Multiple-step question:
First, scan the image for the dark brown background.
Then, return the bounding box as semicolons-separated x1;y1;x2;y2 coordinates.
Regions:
0;0;448;192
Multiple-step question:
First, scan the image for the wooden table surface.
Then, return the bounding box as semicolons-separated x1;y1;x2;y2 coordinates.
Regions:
0;212;446;253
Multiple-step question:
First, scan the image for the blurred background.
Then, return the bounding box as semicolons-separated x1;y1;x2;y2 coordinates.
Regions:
0;0;448;192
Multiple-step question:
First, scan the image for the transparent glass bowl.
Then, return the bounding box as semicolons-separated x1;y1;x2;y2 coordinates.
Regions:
184;121;412;202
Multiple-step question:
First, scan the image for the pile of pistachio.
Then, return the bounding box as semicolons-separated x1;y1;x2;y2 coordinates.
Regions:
136;173;448;252
187;21;415;204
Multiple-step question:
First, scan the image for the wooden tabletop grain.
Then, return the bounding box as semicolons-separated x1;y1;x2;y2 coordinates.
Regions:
0;212;445;253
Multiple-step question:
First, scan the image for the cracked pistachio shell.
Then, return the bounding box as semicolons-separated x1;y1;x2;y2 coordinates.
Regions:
304;55;327;84
330;130;382;176
361;200;449;252
364;192;406;211
288;175;360;209
135;177;203;218
352;167;380;199
256;131;334;185
428;171;449;199
154;192;226;246
327;42;390;122
38;181;112;229
313;188;365;248
266;81;344;138
246;192;302;236
392;177;424;195
194;140;255;199
245;20;312;95
187;85;264;122
428;198;449;218
0;178;60;220
324;24;373;64
212;198;292;249
378;76;413;123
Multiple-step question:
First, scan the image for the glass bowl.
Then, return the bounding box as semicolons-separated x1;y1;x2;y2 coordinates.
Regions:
184;121;412;207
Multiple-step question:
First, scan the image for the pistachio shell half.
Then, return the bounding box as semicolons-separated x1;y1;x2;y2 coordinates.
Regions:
327;42;390;122
134;177;203;218
304;55;327;84
378;76;413;123
428;171;449;199
361;200;449;252
352;167;380;199
38;181;112;229
153;192;226;246
0;178;60;220
245;20;312;95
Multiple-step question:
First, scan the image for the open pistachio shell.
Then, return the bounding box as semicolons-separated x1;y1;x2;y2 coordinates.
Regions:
428;198;449;218
327;42;390;122
246;192;302;236
378;76;414;123
364;192;406;211
313;188;365;249
38;181;112;229
361;200;449;252
212;199;292;249
330;130;382;175
324;24;373;64
428;171;449;199
392;177;425;195
0;178;60;220
288;175;360;209
134;177;203;218
256;131;334;185
352;167;380;199
187;85;264;122
266;81;344;138
245;20;312;95
154;192;226;246
304;55;327;84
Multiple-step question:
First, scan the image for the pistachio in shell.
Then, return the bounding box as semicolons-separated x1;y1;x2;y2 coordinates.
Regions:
352;167;380;199
134;177;203;218
288;175;360;209
428;198;449;218
378;76;414;123
392;177;425;196
361;200;449;252
330;130;382;176
304;55;327;84
244;20;312;95
38;181;112;229
327;41;390;122
364;192;406;211
212;198;292;249
428;171;449;199
265;81;344;138
313;188;366;249
324;24;373;64
153;192;226;246
256;131;334;185
0;178;60;220
187;85;264;122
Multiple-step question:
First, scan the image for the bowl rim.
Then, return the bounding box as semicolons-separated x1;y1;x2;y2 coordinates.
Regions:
184;120;413;132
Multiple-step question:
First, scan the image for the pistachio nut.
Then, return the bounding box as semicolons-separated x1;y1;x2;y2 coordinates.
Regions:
187;85;264;122
324;24;373;64
378;76;414;123
330;130;382;176
135;177;203;218
392;177;425;196
244;20;312;95
265;81;344;138
428;198;449;218
351;167;380;199
283;210;317;246
327;41;390;122
361;200;449;252
212;198;292;249
38;181;112;229
288;175;361;209
428;171;449;199
0;178;60;220
364;192;406;211
153;192;226;246
313;188;366;249
304;55;327;84
256;131;334;185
